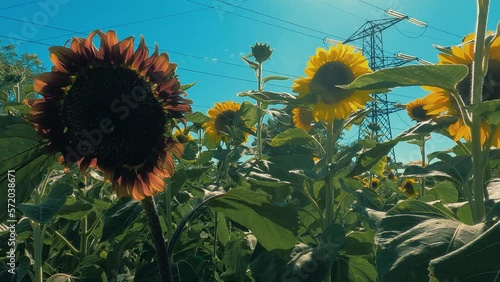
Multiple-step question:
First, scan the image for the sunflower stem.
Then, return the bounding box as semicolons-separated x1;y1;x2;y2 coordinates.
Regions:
420;136;426;197
325;120;335;227
142;196;170;282
32;171;51;282
470;0;490;223
166;178;173;243
256;62;264;160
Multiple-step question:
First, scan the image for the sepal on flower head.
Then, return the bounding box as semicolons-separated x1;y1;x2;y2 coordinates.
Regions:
251;43;273;63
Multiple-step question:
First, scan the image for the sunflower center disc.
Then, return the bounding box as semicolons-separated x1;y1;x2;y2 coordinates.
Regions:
411;105;430;121
214;110;238;134
309;61;356;104
62;67;166;166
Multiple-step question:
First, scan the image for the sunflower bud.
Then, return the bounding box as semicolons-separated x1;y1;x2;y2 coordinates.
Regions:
251;43;273;63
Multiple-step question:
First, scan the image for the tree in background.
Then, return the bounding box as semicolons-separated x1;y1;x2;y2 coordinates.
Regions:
0;43;44;113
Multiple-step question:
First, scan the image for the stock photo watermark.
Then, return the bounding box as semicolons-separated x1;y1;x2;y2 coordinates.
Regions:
6;170;17;275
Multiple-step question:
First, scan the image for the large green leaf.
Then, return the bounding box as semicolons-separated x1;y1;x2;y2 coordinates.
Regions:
420;181;458;204
185;111;211;124
429;220;500;281
17;183;73;224
101;197;143;241
208;188;299;250
251;224;346;282
403;155;472;186
221;235;253;281
269;128;316;147
339;256;377;282
344;65;468;93
376;213;486;282
387;200;455;219
0;116;56;222
238;101;264;128
347;141;397;177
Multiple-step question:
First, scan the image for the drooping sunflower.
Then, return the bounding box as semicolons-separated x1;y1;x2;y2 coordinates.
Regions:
25;30;192;200
400;179;418;197
422;32;500;146
203;101;251;145
173;128;194;143
292;107;314;131
292;44;372;122
406;98;433;122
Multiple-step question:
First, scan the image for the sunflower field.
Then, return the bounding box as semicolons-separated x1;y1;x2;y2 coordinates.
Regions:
1;1;500;282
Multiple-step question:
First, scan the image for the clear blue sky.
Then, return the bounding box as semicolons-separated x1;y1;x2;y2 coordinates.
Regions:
2;0;500;164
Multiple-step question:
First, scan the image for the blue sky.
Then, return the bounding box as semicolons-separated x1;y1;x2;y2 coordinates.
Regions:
2;0;500;164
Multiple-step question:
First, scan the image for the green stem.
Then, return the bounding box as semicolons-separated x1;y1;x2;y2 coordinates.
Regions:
166;178;173;243
256;62;264;160
325;121;335;227
50;229;80;254
213;212;218;279
420;136;426;197
80;217;88;257
470;0;490;223
32;171;51;282
143;196;170;282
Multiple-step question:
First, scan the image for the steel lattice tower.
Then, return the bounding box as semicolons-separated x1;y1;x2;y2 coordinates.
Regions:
343;18;413;162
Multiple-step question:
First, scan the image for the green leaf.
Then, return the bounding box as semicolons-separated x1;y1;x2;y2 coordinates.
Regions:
57;198;94;220
75;264;107;282
420;181;458;204
347;141;397;178
239;101;264;128
343;256;377;282
262;75;288;85
0;116;56;222
209;188;299;250
101;197;143;241
344;65;468;93
468;99;500;125
238;90;297;105
269;128;316;147
403;155;472;186
429;221;500;281
221;236;253;280
185;111;211;124
180;81;196;91
279;224;346;282
338;179;384;211
2;103;30;116
376;214;486;282
387;200;455;219
17;183;73;224
341;230;375;256
241;56;259;70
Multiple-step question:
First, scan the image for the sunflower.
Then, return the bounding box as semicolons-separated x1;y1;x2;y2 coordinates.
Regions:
292;107;314;131
292;44;372;122
371;178;380;189
25;30;192;200
203;101;251;145
173;128;194;143
400;179;418;197
422;32;500;145
406;98;433;122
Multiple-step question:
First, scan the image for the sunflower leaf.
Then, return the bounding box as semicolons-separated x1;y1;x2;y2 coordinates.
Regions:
185;111;211;124
241;56;259;70
238;90;297;105
262;75;288;86
180;81;197;91
374;209;487;282
344;65;469;93
18;183;73;224
101;197;143;241
208;188;299;250
429;220;500;282
0;116;57;222
269;128;316;147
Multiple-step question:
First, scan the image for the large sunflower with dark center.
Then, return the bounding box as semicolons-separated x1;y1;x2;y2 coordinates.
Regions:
203;101;250;145
292;43;372;122
26;30;192;200
421;32;500;147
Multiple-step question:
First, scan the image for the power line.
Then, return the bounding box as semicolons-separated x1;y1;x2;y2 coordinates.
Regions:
215;0;341;39
0;34;291;90
357;0;462;39
318;0;366;21
0;13;294;77
0;1;39;11
186;0;327;41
